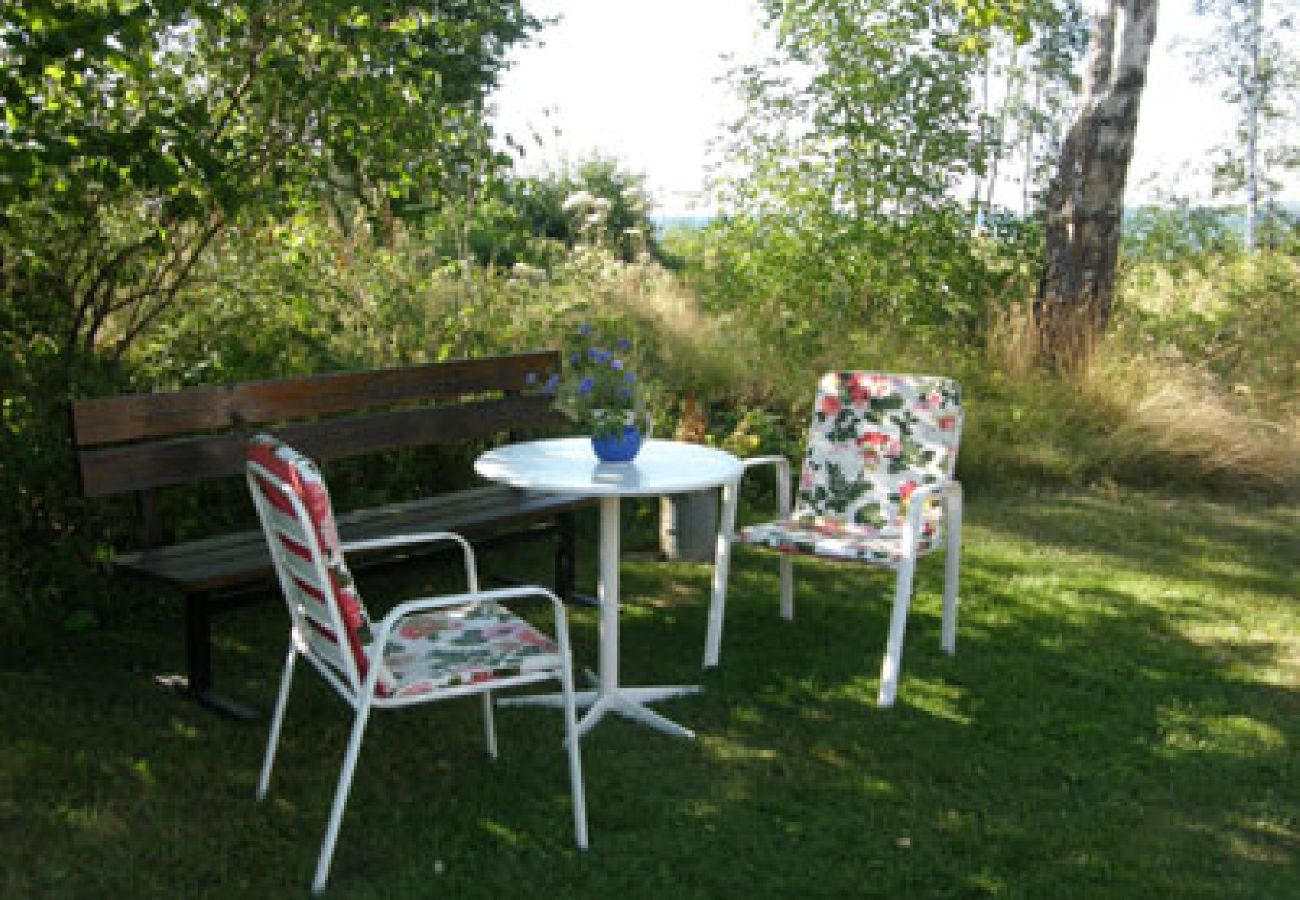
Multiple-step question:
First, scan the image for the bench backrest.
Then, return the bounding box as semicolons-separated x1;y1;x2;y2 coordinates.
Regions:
71;351;564;501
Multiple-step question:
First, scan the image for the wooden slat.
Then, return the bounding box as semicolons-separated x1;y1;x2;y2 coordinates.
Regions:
79;395;567;497
71;351;561;447
111;487;592;592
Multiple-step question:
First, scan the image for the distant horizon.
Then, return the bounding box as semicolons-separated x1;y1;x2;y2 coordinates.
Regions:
650;199;1300;227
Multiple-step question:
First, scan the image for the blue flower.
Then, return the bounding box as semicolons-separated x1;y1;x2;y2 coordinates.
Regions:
588;348;611;363
577;323;593;336
624;372;637;383
616;338;632;350
610;358;624;371
569;352;581;364
578;376;595;395
543;373;560;393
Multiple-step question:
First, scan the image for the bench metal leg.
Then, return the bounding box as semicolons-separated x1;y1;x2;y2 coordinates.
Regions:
154;593;259;721
555;512;598;607
555;511;577;603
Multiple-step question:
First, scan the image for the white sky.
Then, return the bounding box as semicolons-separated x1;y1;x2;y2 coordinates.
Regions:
489;0;1287;217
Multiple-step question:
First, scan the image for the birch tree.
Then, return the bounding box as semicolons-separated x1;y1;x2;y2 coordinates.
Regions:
1191;0;1300;251
1037;0;1159;360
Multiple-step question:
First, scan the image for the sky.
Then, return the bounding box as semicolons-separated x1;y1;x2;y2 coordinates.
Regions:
489;0;1286;217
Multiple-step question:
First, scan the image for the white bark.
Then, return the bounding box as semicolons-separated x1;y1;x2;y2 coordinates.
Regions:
1245;0;1262;251
1039;0;1159;348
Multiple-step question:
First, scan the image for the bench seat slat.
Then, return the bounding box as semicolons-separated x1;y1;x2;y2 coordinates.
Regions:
112;487;591;592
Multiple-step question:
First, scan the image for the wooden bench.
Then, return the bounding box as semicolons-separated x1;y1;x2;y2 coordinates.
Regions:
71;351;591;718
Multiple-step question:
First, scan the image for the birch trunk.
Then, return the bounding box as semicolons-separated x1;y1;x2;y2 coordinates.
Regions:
1244;0;1262;251
1038;0;1159;361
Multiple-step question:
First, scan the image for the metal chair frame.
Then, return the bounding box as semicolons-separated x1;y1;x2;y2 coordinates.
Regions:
247;457;588;894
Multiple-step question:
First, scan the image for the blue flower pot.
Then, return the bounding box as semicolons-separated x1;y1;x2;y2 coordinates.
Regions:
591;426;644;463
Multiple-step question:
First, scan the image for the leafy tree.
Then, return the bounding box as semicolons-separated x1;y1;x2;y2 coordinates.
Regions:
0;1;536;623
719;0;989;223
1;0;536;371
1189;0;1299;250
969;5;1087;220
700;0;1060;355
497;155;660;265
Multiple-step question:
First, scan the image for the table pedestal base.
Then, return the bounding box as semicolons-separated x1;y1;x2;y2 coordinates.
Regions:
499;684;700;739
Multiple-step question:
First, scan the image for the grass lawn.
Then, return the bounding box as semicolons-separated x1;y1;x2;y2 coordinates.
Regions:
2;486;1297;898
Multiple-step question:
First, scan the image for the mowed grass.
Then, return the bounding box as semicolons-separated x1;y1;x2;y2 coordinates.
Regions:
1;487;1296;899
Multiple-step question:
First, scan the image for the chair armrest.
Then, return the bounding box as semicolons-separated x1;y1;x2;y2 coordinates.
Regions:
902;479;963;546
740;455;793;519
340;531;479;592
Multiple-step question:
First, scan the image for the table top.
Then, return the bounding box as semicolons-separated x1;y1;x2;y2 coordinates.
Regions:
475;438;743;498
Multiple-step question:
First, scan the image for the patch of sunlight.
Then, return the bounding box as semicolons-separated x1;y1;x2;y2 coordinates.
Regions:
898;678;971;725
823;676;969;724
1182;809;1299;866
728;704;764;726
479;818;523;846
798;704;834;723
965;872;1009;894
642;590;690;609
1157;708;1287;759
130;757;155;788
1177;624;1300;688
680;797;723;820
855;774;897;798
1223;815;1296;865
822;678;874;708
810;744;853;770
700;733;779;764
55;800;124;838
169;718;201;740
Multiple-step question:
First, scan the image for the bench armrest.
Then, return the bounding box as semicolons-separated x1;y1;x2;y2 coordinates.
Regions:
341;531;479;592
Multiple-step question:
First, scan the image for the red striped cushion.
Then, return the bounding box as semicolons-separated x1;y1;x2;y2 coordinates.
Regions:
248;434;370;680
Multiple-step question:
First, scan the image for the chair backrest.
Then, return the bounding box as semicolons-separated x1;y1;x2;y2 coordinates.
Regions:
795;372;963;531
246;434;373;695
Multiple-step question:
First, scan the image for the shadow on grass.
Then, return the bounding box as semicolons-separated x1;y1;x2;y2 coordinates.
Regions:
683;504;1298;899
1;489;1296;899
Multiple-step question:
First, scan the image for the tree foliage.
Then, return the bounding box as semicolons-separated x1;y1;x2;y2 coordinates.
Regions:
1188;0;1300;248
699;0;1069;359
1;0;536;367
0;0;536;623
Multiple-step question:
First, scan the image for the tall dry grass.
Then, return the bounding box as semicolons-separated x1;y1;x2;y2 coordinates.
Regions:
985;302;1300;490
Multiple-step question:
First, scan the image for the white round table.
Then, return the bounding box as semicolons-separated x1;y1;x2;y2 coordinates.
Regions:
475;438;743;739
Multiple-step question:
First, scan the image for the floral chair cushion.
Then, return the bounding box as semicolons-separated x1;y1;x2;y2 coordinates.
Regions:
739;514;943;567
737;372;962;564
377;600;562;700
247;434;374;681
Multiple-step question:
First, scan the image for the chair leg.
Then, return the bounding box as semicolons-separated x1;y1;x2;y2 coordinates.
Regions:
481;691;498;759
703;478;740;669
878;556;918;708
554;616;589;850
256;643;298;801
941;492;963;656
312;701;375;896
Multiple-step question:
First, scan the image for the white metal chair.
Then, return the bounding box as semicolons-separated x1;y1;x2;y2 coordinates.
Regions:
245;434;588;894
703;372;964;707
